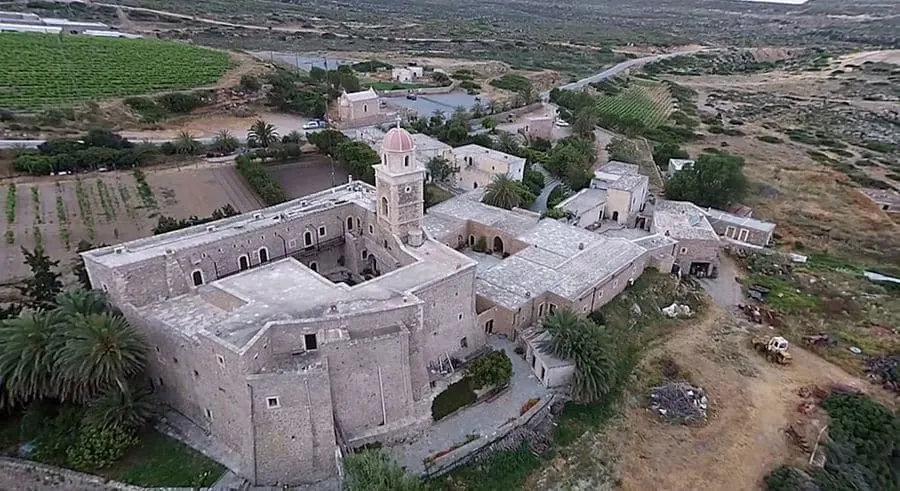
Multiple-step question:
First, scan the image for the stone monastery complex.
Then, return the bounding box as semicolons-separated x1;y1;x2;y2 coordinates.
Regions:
83;126;774;487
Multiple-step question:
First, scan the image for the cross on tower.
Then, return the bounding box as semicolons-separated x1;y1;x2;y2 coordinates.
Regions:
394;115;403;128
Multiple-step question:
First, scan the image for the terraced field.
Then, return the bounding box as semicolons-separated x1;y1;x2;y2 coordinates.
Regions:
0;32;229;109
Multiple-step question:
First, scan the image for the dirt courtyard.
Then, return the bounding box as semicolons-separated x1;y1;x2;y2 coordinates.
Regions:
268;154;351;199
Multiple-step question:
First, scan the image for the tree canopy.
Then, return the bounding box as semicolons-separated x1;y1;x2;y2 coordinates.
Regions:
664;151;748;209
344;450;424;491
541;308;617;403
482;175;536;210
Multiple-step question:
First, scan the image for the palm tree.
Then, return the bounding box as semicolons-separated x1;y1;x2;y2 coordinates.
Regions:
344;450;424;491
281;130;304;144
54;289;107;320
55;313;147;403
0;310;61;405
247;119;279;148
495;131;522;156
84;383;156;431
541;308;616;403
572;107;598;140
174;130;202;155
482;175;524;210
212;129;239;154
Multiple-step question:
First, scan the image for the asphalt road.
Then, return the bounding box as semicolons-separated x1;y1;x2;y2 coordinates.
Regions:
539;49;705;99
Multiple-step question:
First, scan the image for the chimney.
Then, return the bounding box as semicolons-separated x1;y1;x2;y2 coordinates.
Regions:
407;228;424;247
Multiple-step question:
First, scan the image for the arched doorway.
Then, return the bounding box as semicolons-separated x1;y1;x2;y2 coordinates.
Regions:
611;211;619;222
238;255;249;271
191;270;204;286
258;247;269;263
473;182;478;189
493;236;504;254
347;216;354;230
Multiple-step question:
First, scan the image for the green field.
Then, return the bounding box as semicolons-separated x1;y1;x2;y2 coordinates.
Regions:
596;82;674;129
0;33;230;110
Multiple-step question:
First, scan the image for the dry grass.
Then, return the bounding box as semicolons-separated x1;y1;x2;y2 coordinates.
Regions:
684;131;900;265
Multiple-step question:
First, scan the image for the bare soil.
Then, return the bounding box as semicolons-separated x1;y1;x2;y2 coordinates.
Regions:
0;164;262;284
267;155;351;199
118;110;311;141
531;308;897;491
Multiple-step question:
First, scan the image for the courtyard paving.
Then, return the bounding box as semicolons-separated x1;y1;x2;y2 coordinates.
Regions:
388;336;548;475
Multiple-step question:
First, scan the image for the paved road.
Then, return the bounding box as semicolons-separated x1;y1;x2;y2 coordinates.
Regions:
539;49;705;99
530;164;561;213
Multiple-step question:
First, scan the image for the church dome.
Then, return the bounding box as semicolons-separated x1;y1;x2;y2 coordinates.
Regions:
383;126;414;153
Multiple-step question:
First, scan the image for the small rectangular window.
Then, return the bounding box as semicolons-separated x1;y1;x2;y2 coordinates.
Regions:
318;226;326;237
205;408;212;419
216;355;225;366
304;333;318;350
288;239;297;249
266;396;280;409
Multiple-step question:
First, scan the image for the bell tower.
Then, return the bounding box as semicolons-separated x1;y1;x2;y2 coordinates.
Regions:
374;123;424;241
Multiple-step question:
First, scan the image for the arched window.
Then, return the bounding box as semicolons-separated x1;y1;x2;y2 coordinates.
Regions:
258;247;269;263
468;235;476;246
238;255;249;271
347;216;354;230
404;155;410;167
304;231;313;247
381;196;389;216
309;261;318;272
473;182;478;189
363;104;368;113
191;270;204;286
382;154;387;165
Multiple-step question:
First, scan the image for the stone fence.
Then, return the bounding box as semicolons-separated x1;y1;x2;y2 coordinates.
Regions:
421;394;555;478
380;84;457;97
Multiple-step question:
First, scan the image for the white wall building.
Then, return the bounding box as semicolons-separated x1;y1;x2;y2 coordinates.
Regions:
451;144;526;190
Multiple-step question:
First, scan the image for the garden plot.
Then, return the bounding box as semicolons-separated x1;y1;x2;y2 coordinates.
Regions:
0;165;262;283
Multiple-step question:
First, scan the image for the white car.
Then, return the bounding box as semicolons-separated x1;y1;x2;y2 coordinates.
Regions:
302;120;325;130
555;119;570;127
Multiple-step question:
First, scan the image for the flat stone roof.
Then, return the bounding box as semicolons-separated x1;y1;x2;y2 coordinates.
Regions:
410;133;452;153
426;193;649;310
632;233;678;252
520;326;574;369
452;144;526;167
652;201;720;242
608;174;648;193
558;188;608;216
84;182;376;268
598;161;639;176
704;207;776;233
425;193;541;240
138;234;473;350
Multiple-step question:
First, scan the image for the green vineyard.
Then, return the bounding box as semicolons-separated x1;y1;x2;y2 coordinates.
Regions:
596;82;674;129
0;33;230;110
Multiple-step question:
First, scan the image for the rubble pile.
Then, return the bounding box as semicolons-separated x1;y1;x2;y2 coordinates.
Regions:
865;355;899;393
649;382;708;424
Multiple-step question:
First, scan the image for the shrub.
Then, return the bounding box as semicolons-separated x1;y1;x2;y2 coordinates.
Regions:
489;74;532;92
239;74;261;92
66;424;138;471
32;406;85;466
124;97;167;123
156;92;204;114
757;135;783;144
431;378;477;421
467;350;513;389
235;155;286;205
523;169;545;195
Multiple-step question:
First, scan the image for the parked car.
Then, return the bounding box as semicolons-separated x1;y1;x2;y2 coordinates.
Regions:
302;120;326;130
406;93;418;100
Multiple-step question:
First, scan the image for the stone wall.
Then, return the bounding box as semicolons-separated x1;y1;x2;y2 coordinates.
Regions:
421;395;555;477
248;366;337;485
